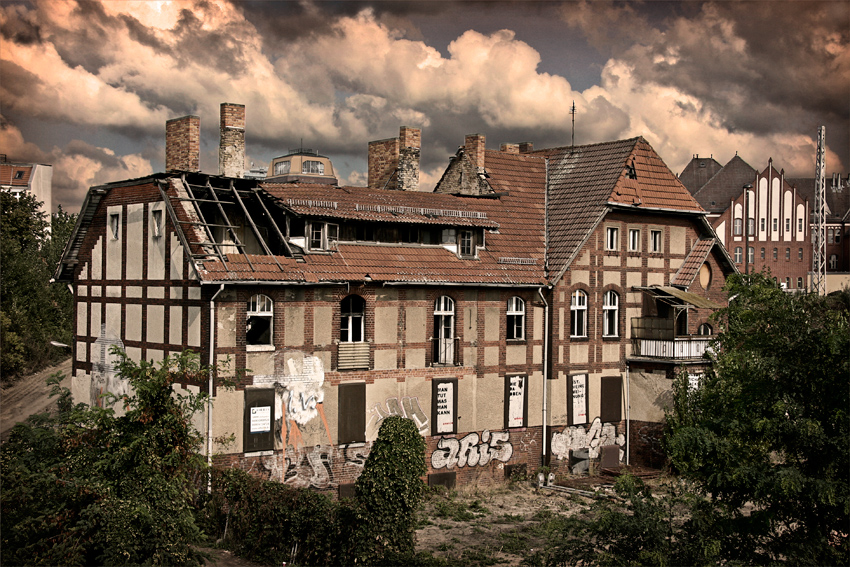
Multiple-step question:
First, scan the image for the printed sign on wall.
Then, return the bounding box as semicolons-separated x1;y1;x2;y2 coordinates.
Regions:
250;406;271;433
505;374;527;428
435;381;455;434
571;374;587;425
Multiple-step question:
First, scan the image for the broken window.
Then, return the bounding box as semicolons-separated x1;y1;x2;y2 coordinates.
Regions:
151;209;163;238
109;213;120;240
340;295;365;343
602;290;619;337
650;229;662;253
605;226;619;251
570;290;587;338
247;294;273;346
506;296;525;340
434;296;455;365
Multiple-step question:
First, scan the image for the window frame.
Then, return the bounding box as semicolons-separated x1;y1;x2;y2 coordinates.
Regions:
605;226;619;251
773;248;778;260
433;295;456;365
302;160;325;175
459;230;474;257
247;293;274;348
602;290;619;337
570;290;588;338
506;296;525;341
109;213;120;240
747;246;754;264
785;247;791;261
340;295;365;343
734;247;742;264
308;221;339;251
733;217;743;236
650;229;662;253
628;228;640;252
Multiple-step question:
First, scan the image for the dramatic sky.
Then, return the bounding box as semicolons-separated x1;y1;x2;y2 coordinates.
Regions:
2;0;848;213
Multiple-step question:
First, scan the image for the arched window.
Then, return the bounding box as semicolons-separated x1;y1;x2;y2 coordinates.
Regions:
434;296;455;365
698;323;713;336
247;294;273;346
507;296;525;340
340;295;365;342
602;291;619;337
570;290;587;338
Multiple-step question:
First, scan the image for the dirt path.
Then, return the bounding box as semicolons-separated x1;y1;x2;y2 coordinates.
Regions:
0;357;72;441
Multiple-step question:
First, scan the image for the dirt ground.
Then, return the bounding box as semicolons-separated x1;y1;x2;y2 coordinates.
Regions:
0;357;72;441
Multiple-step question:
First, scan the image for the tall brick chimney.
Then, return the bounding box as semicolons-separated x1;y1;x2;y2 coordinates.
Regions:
465;134;485;172
368;126;421;190
165;115;200;172
219;103;245;178
518;142;534;154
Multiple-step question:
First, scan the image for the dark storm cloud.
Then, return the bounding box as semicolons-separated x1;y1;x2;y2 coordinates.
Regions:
0;60;43;100
0;3;41;45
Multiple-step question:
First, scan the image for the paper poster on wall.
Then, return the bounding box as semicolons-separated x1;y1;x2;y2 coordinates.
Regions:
572;374;587;425
508;374;526;428
435;382;455;434
250;406;271;433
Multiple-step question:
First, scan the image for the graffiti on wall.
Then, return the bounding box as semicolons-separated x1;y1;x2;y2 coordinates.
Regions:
247;442;372;489
550;417;626;461
254;350;332;448
367;396;429;436
90;324;128;408
431;430;513;469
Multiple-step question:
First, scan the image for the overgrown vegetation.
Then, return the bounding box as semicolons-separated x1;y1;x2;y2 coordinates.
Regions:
1;192;76;380
1;350;212;566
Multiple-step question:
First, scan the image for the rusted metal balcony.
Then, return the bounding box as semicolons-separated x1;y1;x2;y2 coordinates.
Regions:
630;317;712;361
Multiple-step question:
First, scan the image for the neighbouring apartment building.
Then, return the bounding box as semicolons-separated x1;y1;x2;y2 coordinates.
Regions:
0;154;53;220
681;154;850;291
55;103;735;493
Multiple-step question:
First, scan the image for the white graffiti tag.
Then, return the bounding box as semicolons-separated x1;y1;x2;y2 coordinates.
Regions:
367;396;429;436
550;417;625;461
431;430;513;469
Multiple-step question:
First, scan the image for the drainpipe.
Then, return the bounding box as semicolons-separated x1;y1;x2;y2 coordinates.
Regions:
625;365;630;466
207;283;225;491
538;287;549;464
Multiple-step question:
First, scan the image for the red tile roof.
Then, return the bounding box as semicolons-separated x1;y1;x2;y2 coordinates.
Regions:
671;239;714;287
0;164;33;186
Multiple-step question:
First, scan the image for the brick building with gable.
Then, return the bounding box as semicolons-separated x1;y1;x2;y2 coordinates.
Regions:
56;103;735;492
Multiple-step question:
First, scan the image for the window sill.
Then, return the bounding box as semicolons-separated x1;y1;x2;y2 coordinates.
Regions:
569;336;589;342
602;335;620;341
244;450;274;457
247;344;276;352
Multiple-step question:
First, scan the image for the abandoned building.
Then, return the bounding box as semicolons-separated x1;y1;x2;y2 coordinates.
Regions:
55;102;736;493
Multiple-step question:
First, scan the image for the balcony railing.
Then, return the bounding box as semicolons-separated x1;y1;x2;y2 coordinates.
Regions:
631;337;712;360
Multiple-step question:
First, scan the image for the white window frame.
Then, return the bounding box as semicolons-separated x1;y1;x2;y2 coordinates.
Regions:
570;290;588;338
506;296;525;340
602;290;619;337
734;247;742;263
605;226;619;251
274;160;291;176
302;160;325;174
650;230;662;253
628;228;640;252
308;221;339;251
434;296;455;365
747;246;754;263
247;294;274;348
340;295;365;343
733;218;742;236
459;230;474;257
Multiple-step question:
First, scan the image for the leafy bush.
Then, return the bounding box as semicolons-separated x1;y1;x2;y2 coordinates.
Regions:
353;415;428;562
1;350;212;566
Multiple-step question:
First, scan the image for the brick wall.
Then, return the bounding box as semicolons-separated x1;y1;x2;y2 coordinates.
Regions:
219;103;245;178
165;116;200;172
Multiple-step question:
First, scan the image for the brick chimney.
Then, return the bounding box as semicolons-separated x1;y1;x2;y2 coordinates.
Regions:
219;103;245;178
465;134;485;172
368;126;421;190
518;142;534;153
500;143;520;154
165;115;200;172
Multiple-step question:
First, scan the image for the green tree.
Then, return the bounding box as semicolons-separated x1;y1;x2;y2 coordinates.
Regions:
0;192;76;379
353;415;428;563
666;273;850;564
1;349;214;566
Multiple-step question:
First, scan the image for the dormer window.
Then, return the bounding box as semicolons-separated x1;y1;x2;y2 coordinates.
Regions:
309;221;338;251
13;171;23;180
459;230;474;257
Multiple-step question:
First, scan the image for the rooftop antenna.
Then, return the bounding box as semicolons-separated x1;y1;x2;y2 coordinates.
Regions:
570;101;576;148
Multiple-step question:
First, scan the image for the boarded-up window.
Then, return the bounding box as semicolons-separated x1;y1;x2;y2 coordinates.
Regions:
600;376;622;422
432;378;458;434
338;382;366;444
504;374;528;429
567;373;588;425
244;388;275;453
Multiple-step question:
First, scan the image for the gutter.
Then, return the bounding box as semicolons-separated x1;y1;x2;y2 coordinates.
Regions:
207;283;225;492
